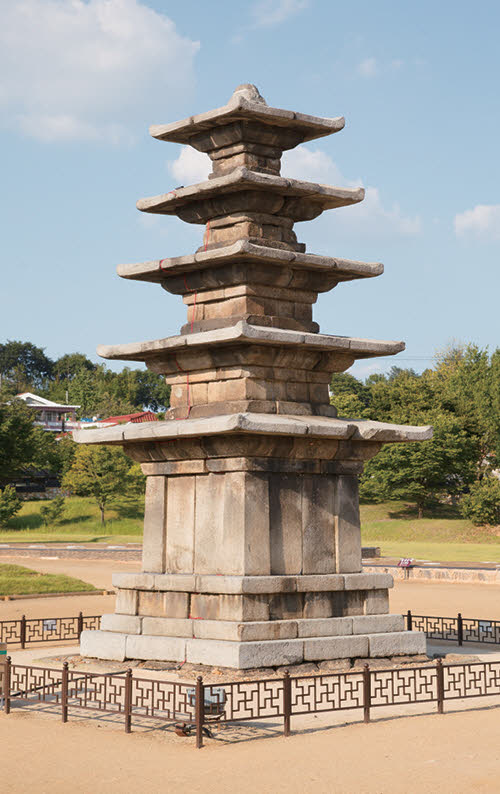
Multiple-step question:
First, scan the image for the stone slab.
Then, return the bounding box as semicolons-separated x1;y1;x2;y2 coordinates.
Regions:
351;614;404;634
304;635;369;660
100;614;142;635
185;638;304;669
368;631;427;657
296;617;353;638
141;617;193;638
125;634;186;662
80;630;127;662
343;573;393;590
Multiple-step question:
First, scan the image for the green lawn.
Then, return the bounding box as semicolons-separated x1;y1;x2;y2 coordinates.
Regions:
360;500;500;562
0;563;97;595
0;496;143;544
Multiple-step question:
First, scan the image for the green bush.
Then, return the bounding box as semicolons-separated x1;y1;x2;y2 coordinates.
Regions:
39;495;66;526
460;477;500;526
0;485;22;526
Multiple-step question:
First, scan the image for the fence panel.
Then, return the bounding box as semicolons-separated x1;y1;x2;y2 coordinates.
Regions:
370;665;437;707
290;671;364;715
444;661;500;701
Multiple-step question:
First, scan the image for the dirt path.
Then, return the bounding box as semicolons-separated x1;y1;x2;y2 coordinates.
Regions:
1;706;499;793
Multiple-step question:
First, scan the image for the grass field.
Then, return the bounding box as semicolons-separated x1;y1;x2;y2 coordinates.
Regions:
360;501;500;562
0;496;143;544
0;562;97;595
1;497;499;563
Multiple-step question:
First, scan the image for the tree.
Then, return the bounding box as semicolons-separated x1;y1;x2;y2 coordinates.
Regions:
40;496;65;526
0;485;22;526
63;446;134;524
330;373;371;418
0;399;39;482
0;341;53;391
53;353;96;381
460;477;500;526
360;412;477;517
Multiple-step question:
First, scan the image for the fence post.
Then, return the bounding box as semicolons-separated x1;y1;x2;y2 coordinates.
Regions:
457;613;463;646
195;676;204;749
3;656;11;714
61;662;68;723
436;658;444;714
407;609;413;631
77;612;84;641
283;670;291;737
124;669;132;734
20;615;26;650
363;664;371;724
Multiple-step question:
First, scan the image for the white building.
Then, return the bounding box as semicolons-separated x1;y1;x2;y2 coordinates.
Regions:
16;392;81;432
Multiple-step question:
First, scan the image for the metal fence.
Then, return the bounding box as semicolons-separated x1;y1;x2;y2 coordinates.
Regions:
0;613;101;648
404;610;500;646
2;611;500;650
1;657;500;747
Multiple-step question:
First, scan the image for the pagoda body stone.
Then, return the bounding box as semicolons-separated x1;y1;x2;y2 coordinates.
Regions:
77;85;431;668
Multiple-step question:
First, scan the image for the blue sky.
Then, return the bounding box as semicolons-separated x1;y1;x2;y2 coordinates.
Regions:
2;0;499;380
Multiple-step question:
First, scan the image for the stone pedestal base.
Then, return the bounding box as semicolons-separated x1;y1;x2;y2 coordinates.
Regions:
81;628;426;668
80;569;426;668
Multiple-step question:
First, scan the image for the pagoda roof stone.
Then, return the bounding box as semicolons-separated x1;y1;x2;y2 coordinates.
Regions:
116;241;383;286
136;167;364;222
96;321;404;364
149;84;345;147
73;411;432;446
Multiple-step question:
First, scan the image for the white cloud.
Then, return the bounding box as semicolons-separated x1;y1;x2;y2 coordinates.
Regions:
282;147;421;236
167;146;211;186
0;0;199;143
454;204;500;239
251;0;309;28
357;57;378;78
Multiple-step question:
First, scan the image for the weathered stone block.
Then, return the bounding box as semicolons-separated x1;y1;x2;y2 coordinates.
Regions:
193;619;297;642
296;617;353;638
165;475;195;573
185;638;304;669
125;634;186;661
115;589;139;615
141;617;193;637
302;475;336;574
296;575;344;592
334;476;362;573
142;476;167;573
269;593;303;620
138;591;189;618
154;574;196;592
80;630;126;662
352;614;404;634
190;593;270;622
303;592;343;618
364;589;389;615
112;573;154;590
269;472;302;574
368;631;427;657
343;573;393;590
304;635;369;660
100;614;142;634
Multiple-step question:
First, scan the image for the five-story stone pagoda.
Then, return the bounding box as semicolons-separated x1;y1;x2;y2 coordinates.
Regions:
78;85;431;668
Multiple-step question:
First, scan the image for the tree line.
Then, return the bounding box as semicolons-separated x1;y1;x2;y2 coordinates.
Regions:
331;344;500;525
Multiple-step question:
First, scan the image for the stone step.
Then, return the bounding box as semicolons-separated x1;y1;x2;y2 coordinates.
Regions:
81;629;427;667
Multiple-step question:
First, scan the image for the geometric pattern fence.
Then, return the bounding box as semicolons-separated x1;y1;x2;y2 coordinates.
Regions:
2;611;499;650
0;614;100;648
404;611;500;646
2;658;500;748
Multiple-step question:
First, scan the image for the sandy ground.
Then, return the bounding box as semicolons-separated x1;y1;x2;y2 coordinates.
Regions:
1;556;500;793
1;704;499;793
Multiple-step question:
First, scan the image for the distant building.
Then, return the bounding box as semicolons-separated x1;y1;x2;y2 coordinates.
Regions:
80;411;158;429
16;392;81;432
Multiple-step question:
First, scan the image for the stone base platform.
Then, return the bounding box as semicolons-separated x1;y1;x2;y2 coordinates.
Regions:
80;626;426;669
